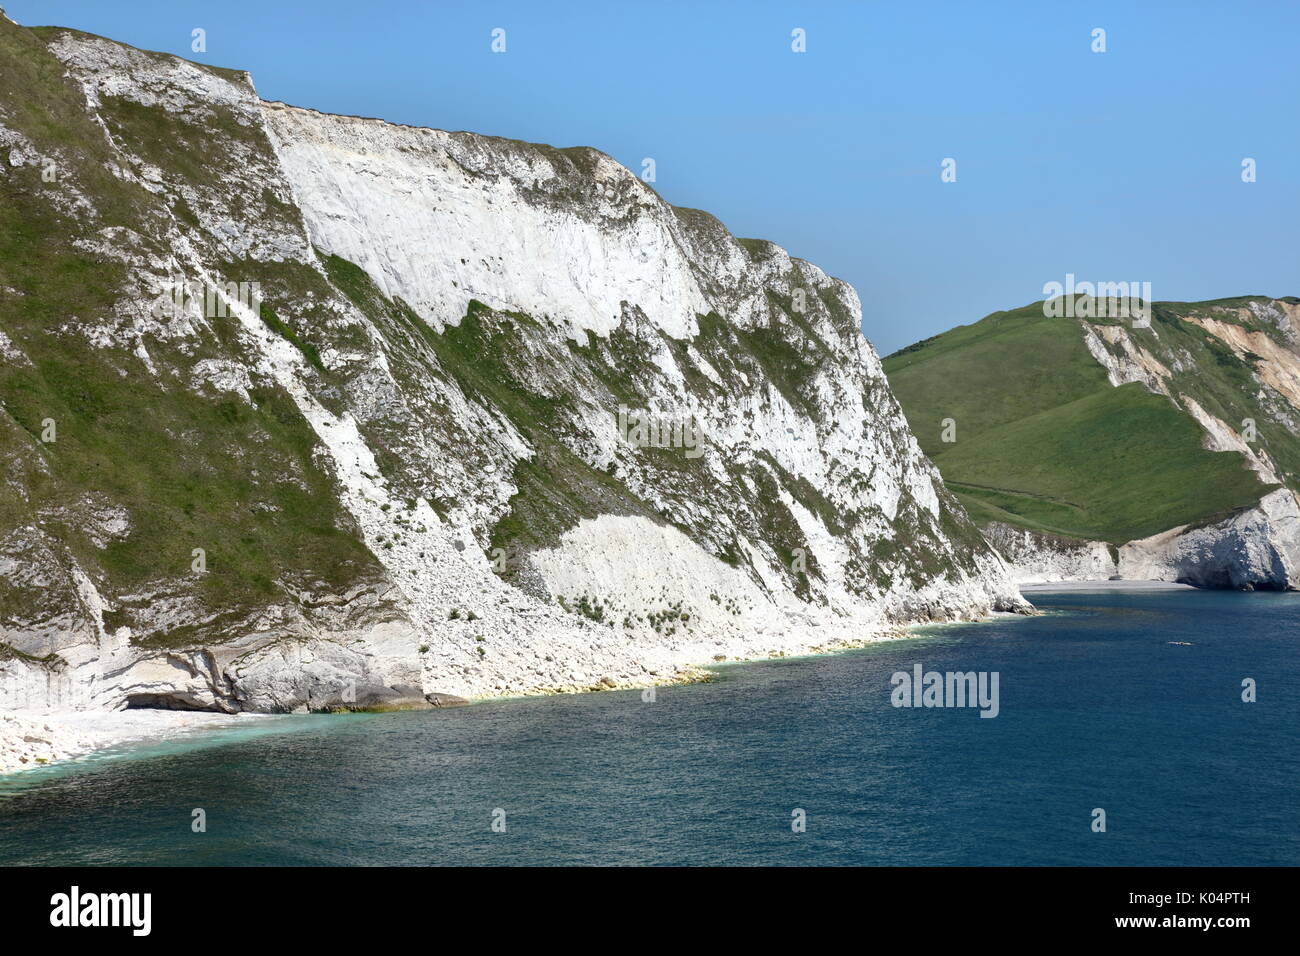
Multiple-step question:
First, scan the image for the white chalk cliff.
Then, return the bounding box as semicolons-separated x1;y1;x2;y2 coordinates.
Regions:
0;21;1026;716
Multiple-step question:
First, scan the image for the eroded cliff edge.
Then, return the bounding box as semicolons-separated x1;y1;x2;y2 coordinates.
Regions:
0;19;1026;715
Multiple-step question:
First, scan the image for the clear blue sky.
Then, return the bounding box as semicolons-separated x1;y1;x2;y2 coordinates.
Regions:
9;0;1298;355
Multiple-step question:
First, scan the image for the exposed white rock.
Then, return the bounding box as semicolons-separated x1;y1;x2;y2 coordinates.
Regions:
0;328;26;362
1179;393;1280;484
1119;488;1300;589
1;25;1028;755
983;523;1117;585
1187;314;1300;411
0;709;270;773
990;491;1300;590
190;358;254;401
1082;322;1171;395
263;102;714;340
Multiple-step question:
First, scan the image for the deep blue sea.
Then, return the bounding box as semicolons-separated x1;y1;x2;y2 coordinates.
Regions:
1;588;1296;866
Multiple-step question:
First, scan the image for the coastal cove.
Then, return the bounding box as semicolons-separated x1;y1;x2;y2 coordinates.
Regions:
1;588;1295;866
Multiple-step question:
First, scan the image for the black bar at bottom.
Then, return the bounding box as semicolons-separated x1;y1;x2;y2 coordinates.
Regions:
2;865;1283;939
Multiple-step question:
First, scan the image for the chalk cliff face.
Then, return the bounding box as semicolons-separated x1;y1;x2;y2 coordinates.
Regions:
982;524;1118;585
987;489;1300;589
1117;489;1300;588
0;19;1025;714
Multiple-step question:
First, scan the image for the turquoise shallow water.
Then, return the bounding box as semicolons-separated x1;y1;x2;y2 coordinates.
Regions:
0;589;1296;866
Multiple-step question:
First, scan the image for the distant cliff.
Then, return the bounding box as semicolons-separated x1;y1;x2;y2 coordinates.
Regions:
884;296;1300;588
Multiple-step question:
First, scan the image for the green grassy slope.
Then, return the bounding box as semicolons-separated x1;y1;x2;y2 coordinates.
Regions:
0;18;382;646
882;301;1282;543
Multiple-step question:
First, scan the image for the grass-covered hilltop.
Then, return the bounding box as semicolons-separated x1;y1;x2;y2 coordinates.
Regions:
883;295;1300;587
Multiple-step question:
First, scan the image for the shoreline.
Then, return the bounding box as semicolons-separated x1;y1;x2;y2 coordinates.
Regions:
0;710;278;775
1018;579;1196;592
481;623;925;700
1;622;924;775
0;601;1058;776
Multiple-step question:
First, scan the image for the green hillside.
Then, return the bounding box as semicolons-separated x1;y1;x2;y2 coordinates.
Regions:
882;299;1297;543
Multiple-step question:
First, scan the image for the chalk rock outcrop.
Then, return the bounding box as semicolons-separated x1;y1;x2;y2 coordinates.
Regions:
0;16;1025;716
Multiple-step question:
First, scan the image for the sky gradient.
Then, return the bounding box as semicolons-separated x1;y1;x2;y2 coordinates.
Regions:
8;0;1298;355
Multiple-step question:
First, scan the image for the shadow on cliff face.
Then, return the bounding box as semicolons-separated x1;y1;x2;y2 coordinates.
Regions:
123;693;217;711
